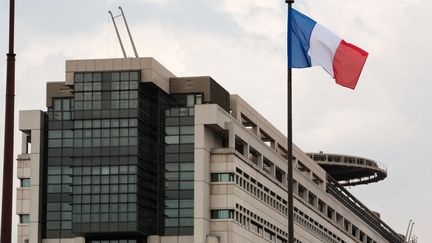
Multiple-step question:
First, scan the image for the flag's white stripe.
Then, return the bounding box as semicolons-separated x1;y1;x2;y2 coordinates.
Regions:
308;23;342;78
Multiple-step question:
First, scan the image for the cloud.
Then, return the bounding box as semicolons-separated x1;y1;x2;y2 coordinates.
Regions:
216;0;286;43
138;0;169;5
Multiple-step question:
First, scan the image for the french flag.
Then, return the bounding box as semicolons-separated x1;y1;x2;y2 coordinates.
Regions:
288;8;368;89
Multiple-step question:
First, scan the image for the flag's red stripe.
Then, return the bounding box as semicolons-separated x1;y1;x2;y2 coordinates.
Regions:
332;40;368;89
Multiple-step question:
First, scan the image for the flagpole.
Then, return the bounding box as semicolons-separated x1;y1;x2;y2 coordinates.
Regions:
286;0;295;243
1;0;16;242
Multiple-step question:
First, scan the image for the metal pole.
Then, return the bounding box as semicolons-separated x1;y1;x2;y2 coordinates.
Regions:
118;7;139;58
286;1;294;242
405;219;412;242
407;222;415;243
108;10;127;58
1;0;16;242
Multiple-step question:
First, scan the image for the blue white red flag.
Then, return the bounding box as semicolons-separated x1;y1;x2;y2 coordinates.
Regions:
288;8;368;89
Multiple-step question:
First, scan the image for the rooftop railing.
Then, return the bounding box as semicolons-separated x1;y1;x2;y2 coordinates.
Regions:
326;175;404;243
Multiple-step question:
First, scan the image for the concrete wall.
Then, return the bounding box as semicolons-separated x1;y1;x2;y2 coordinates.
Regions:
17;110;45;243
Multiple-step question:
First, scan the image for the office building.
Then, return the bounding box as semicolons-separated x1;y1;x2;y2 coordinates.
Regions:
16;57;404;243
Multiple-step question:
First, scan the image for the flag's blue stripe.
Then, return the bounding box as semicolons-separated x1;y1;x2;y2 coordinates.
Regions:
288;8;316;68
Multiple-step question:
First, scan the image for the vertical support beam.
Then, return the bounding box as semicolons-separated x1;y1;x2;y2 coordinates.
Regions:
21;133;28;154
244;143;250;158
226;122;235;148
257;153;263;169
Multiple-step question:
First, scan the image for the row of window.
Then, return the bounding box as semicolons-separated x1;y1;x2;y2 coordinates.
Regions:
71;128;138;139
234;168;288;216
46;220;72;230
233;203;288;243
75;90;138;101
48;111;73;121
72;184;137;194
71;212;136;223
164;217;193;227
165;162;194;172
165;135;194;144
165;126;194;135
296;180;377;243
233;140;377;243
211;209;233;219
168;94;202;109
295;207;346;243
212;167;370;243
235;138;288;186
72;194;137;204
48;137;138;148
74;119;137;129
164;181;194;191
70;165;136;175
73;100;138;111
75;80;138;92
74;71;139;83
164;199;194;209
72;203;136;214
48;174;138;186
52;98;72;112
165;107;196;117
165;153;194;163
211;173;234;182
165;172;194;180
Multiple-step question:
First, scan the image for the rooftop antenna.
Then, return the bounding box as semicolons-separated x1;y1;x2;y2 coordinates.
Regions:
405;219;412;241
407;221;415;243
108;9;127;58
119;7;139;58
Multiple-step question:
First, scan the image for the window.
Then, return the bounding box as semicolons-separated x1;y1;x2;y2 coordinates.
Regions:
20;178;30;188
211;209;234;219
211;173;234;182
19;214;29;223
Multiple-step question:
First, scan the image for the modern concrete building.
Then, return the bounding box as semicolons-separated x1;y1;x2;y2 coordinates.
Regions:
16;57;405;243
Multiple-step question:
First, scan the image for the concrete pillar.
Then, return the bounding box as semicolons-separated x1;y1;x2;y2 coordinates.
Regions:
225;122;236;149
21;133;28;154
206;235;220;243
270;163;275;177
257;153;263;168
244;144;250;158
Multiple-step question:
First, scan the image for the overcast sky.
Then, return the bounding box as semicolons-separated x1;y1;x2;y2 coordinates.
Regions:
0;0;430;241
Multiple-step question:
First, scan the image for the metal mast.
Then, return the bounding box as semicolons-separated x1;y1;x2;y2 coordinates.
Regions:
286;0;295;242
1;0;16;242
109;10;127;58
119;7;139;58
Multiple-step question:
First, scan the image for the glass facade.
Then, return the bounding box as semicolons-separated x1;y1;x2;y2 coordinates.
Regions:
43;71;200;240
45;97;74;238
163;94;199;236
71;71;140;234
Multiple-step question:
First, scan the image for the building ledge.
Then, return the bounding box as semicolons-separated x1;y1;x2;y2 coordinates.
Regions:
17;154;31;160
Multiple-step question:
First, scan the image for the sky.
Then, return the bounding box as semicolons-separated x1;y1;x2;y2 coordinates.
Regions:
0;0;430;241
